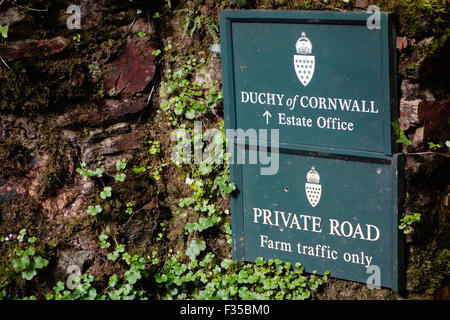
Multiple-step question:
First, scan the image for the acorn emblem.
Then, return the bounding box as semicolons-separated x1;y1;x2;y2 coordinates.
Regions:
294;32;315;86
305;166;321;207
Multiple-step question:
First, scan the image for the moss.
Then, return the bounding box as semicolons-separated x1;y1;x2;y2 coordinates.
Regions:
0;62;49;113
0;139;31;180
0;194;41;234
403;155;450;296
0;58;89;114
377;0;449;52
34;131;75;199
408;241;450;295
36;162;65;199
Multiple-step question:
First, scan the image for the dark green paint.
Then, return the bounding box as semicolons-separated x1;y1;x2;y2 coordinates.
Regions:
221;10;398;158
236;152;404;290
220;10;404;291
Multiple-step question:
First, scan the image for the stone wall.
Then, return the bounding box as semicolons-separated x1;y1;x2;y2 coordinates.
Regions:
0;0;448;299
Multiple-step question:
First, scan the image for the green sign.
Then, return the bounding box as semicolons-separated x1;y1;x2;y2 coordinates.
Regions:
220;10;405;291
221;10;398;159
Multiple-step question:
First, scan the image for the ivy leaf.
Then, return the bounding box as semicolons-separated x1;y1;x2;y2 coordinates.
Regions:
0;24;9;38
133;167;147;174
255;257;265;266
124;268;141;285
174;102;185;115
198;162;212;175
100;186;112;200
116;159;127;171
22;270;37;281
186;239;206;261
396;134;411;146
185;108;196;119
28;236;37;244
115;173;126;182
87;204;102;216
185;223;198;233
109;274;119;287
18;229;26;242
155;273;168;283
220;259;232;269
34;256;49;269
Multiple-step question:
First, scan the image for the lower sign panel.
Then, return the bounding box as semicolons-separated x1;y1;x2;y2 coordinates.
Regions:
231;152;405;291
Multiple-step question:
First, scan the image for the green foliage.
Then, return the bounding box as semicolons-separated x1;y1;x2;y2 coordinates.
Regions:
377;0;449;55
99;227;111;249
427;142;441;149
160;58;223;120
186;239;206;261
114;173;126;182
133;166;149;174
87;204;102;216
108;244;125;261
76;162;104;178
185;215;221;233
157;113;327;299
123;255;146;285
115;158;127;171
408;240;450;295
46;242;148;300
0;24;9;39
100;186;112;200
11;229;49;281
399;213;422;234
125;202;134;215
45;275;102;300
231;0;247;6
154;250;329;300
182;9;220;44
391;0;447;36
392;120;412;146
114;158;127;182
148;140;161;155
72;33;81;42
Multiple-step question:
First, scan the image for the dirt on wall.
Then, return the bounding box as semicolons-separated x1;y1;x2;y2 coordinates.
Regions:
0;0;448;300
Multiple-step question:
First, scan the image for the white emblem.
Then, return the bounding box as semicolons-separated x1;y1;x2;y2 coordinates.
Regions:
294;32;315;86
305;166;321;207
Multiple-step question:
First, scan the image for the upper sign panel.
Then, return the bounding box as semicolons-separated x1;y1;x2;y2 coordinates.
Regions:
220;10;397;158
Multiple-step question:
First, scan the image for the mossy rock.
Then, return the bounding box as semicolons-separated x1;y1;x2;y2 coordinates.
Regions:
0;138;31;180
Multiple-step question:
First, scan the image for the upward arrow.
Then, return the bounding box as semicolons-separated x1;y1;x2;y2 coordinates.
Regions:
263;110;272;125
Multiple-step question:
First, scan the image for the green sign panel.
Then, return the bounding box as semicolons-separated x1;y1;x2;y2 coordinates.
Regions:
220;10;405;291
221;10;398;159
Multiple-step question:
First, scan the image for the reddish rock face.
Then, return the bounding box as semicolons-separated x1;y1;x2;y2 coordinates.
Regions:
104;38;158;95
100;132;142;156
0;37;68;61
105;99;147;118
